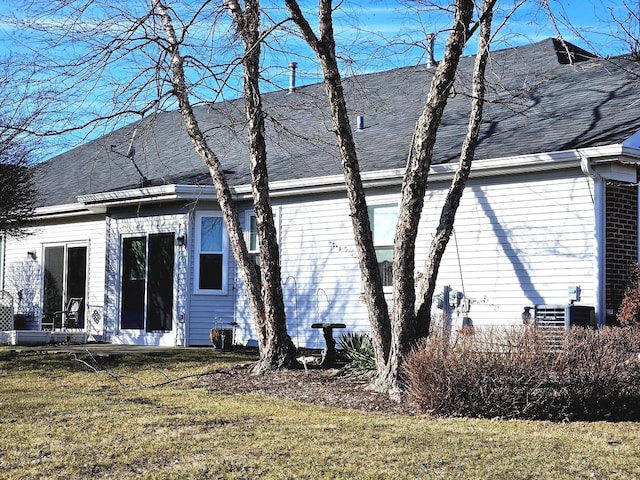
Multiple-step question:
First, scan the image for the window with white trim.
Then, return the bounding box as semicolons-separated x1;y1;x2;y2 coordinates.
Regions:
246;210;279;281
368;204;398;287
195;212;228;294
248;213;260;269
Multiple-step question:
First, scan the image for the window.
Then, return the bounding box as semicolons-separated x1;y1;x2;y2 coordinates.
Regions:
248;213;260;269
196;212;228;293
368;204;398;287
246;211;279;282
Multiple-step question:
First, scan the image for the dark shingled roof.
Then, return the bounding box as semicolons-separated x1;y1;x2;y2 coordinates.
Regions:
34;38;640;208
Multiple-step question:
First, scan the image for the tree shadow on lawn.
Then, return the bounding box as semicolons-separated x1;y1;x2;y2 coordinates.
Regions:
0;346;258;373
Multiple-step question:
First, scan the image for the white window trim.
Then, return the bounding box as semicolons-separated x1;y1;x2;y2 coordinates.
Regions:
195;211;229;295
244;208;280;255
367;201;399;293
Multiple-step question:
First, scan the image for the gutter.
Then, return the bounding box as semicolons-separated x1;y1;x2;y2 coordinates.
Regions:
33;203;100;220
43;143;640;216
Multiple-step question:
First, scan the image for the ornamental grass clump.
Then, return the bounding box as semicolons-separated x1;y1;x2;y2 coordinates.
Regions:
403;326;640;421
337;331;376;377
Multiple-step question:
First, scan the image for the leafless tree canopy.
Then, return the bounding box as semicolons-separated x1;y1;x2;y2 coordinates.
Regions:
0;132;36;238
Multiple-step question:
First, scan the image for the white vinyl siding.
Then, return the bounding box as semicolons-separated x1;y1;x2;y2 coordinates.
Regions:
232;168;596;347
415;170;595;329
235;198;368;349
2;166;597;349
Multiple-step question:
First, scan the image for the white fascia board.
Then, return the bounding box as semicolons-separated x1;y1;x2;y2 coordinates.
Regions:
62;144;640;213
264;147;628;197
33;203;96;220
77;185;215;212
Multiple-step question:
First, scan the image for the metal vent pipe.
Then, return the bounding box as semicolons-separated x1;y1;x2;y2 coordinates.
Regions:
288;62;298;93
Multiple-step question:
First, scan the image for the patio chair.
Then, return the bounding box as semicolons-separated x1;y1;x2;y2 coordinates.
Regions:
51;297;84;329
0;291;14;331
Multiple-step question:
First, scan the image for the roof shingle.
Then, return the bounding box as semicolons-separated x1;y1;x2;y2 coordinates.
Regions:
34;38;640;207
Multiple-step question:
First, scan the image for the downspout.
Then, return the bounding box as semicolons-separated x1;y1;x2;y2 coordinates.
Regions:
579;152;606;327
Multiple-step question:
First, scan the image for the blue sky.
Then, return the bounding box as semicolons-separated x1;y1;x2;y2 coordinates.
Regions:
0;1;635;157
207;1;638;89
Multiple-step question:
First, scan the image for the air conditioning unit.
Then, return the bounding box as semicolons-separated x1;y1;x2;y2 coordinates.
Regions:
534;305;595;350
534;305;596;329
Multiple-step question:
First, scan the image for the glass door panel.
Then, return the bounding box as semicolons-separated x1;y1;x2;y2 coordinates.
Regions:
120;234;174;332
44;246;64;316
121;237;146;329
43;245;87;329
147;233;174;332
66;246;87;328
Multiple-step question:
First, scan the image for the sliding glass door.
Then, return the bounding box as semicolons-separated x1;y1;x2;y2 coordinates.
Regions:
43;244;87;328
120;233;174;332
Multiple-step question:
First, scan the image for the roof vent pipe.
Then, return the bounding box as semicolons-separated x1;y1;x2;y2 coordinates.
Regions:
357;115;365;130
426;34;436;68
288;62;298;93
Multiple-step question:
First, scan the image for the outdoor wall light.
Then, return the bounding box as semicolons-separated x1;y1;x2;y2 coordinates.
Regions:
27;251;37;260
176;235;187;247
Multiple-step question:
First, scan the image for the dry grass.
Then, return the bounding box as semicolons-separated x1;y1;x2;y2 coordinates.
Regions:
1;347;640;479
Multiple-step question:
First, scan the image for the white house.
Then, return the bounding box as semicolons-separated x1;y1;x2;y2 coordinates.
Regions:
2;38;640;347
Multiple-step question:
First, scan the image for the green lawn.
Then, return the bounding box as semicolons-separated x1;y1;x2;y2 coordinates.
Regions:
1;347;639;479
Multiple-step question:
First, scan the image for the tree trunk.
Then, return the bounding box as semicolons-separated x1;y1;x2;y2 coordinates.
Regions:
285;0;393;379
230;0;297;371
415;0;495;336
155;0;294;370
381;0;476;393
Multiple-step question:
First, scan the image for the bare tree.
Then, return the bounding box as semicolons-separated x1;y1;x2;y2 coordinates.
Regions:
286;0;498;394
0;128;36;238
0;55;41;238
11;0;296;370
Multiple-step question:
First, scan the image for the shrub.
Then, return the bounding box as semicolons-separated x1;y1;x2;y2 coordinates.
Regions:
618;262;640;326
337;332;376;377
403;326;640;421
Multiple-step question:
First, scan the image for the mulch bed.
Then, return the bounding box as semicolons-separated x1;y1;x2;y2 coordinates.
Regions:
199;363;417;416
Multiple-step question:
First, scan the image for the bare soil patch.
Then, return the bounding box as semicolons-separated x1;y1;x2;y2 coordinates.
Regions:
200;363;417;416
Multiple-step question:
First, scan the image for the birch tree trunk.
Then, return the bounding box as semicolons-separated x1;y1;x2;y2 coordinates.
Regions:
286;0;497;395
415;0;495;336
286;0;393;377
155;0;294;371
227;0;297;371
381;0;475;394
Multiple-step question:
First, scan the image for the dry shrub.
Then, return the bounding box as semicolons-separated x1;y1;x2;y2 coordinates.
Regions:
618;262;640;326
403;326;640;421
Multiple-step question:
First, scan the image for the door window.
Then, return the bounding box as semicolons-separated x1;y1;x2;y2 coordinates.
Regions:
120;233;174;332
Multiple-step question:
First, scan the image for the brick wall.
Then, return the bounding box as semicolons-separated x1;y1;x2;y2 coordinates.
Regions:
605;183;638;321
